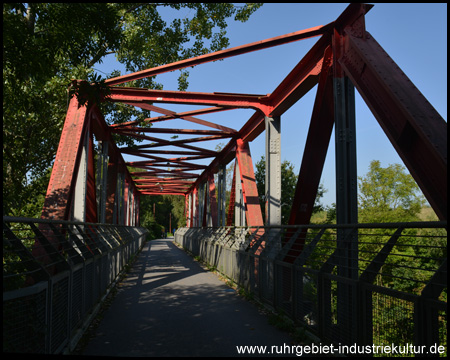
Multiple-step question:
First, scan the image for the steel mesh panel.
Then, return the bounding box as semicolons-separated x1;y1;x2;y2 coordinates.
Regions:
438;309;447;357
259;258;274;304
276;263;293;316
3;289;47;353
295;269;319;330
50;276;69;353
84;262;94;311
322;278;356;345
100;255;108;294
371;292;415;355
93;259;101;303
71;267;83;331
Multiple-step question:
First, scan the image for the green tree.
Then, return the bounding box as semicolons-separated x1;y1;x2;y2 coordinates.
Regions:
358;160;425;223
3;3;263;217
254;156;326;225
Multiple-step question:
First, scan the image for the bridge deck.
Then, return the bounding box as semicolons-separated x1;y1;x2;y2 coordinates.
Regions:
80;238;294;357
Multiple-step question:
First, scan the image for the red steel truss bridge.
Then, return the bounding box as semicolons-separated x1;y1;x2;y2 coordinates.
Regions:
40;4;446;230
3;3;447;355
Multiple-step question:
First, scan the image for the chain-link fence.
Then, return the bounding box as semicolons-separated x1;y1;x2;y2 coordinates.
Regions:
175;222;447;356
3;216;148;354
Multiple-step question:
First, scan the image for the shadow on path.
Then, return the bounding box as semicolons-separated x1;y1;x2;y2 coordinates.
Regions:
81;239;295;357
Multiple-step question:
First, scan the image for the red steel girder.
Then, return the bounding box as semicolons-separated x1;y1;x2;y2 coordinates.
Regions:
338;29;447;220
86;131;98;223
123;149;217;156
284;46;335;260
238;32;331;144
235;139;264;227
41;96;89;220
111;106;236;132
118;103;237;133
105;24;333;86
140;192;185;196
111;126;235;136
124;152;213;164
108;87;272;114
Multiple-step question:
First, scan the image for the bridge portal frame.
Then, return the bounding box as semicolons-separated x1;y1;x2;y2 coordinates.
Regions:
40;3;446;256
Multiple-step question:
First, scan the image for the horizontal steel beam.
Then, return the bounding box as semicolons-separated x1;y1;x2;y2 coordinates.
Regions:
105;23;333;86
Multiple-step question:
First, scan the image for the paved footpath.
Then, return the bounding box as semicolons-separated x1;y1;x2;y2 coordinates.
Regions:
81;238;296;357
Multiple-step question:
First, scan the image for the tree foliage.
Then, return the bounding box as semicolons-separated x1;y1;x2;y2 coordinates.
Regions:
3;3;262;216
358;160;425;223
254;156;326;225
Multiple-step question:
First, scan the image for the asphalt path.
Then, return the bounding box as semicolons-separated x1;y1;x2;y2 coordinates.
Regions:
81;238;296;357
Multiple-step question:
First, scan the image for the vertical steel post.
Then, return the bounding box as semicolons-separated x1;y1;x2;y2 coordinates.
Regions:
192;187;198;227
333;46;358;278
217;165;227;226
96;141;109;223
198;183;204;227
72;128;89;222
234;161;245;226
207;173;218;227
333;28;358;344
185;193;189;227
265;116;282;226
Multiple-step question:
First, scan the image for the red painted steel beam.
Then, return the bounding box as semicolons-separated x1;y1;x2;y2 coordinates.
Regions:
86;131;98;223
284;46;335;260
122;137;220;154
111;127;234;136
140;192;185;196
339;30;447;220
268;34;330;117
41;96;89;220
118;103;237;133
123;152;213;165
108;87;271;113
235;139;264;227
111;106;235;131
239;33;332;143
123;149;216;156
115;131;232;147
122;147;217;157
105;24;333;86
127;160;207;169
130;171;198;178
187;33;333;193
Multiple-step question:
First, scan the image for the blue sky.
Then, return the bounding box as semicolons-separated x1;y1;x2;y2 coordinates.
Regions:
94;3;447;207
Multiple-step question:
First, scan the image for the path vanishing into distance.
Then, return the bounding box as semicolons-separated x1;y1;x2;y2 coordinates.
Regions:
79;238;297;357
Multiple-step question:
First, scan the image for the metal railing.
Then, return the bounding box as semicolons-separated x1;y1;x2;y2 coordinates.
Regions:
175;222;447;356
3;216;148;354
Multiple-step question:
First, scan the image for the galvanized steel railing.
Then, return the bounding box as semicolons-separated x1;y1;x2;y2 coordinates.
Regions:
175;222;447;356
3;216;148;354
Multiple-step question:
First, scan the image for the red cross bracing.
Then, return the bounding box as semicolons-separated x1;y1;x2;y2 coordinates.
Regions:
40;3;447;235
